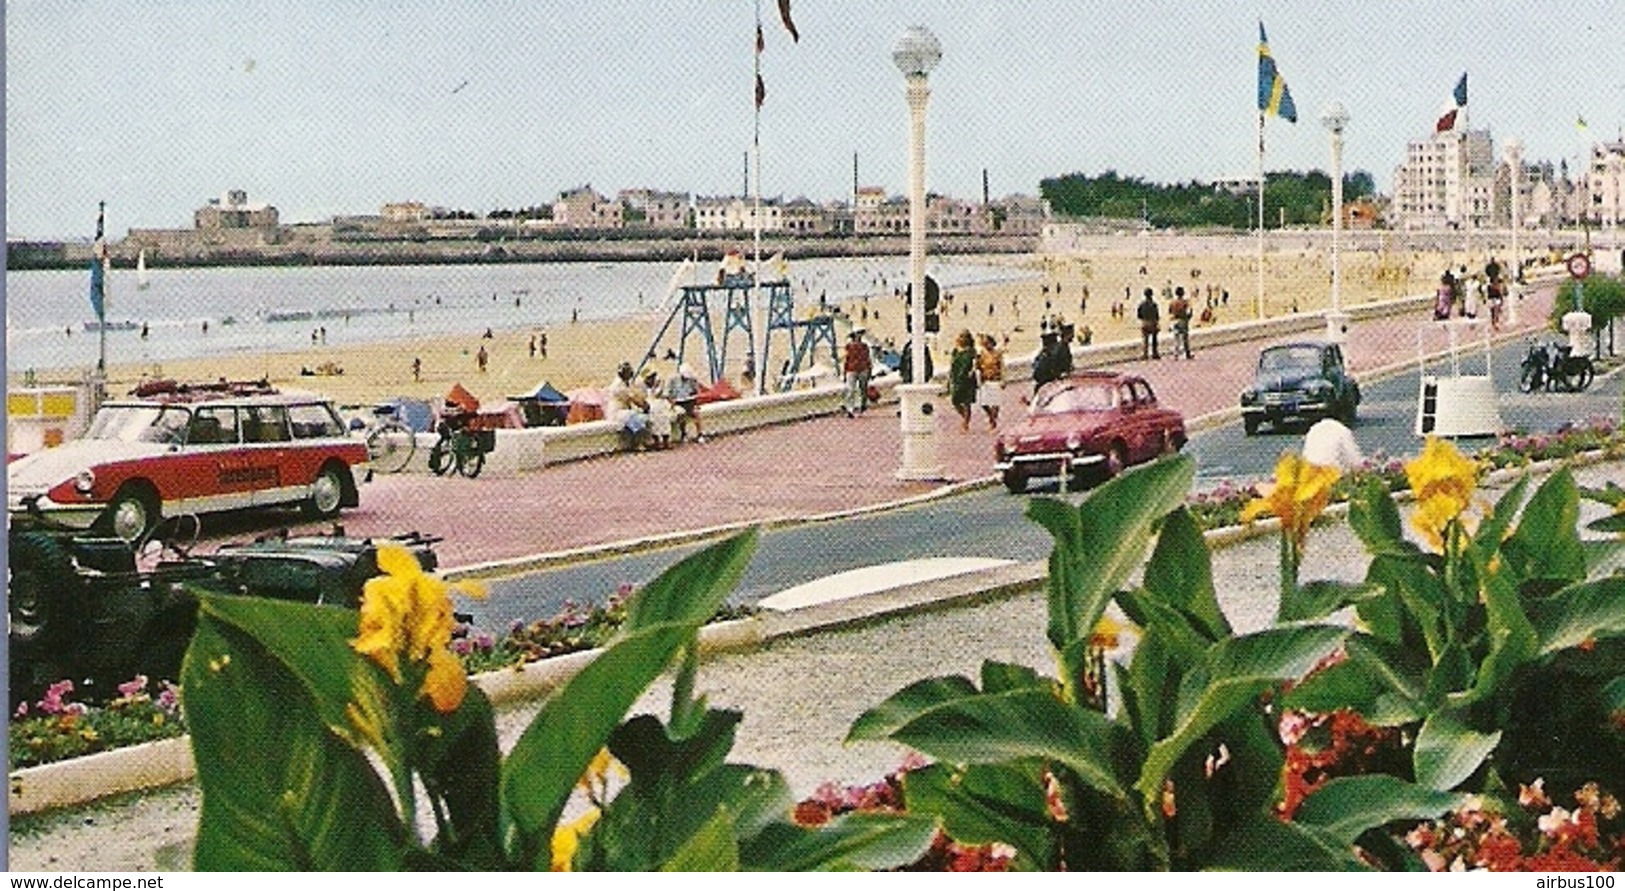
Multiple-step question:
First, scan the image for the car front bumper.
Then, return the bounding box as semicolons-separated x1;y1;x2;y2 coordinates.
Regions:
7;492;104;532
995;450;1106;477
1241;396;1334;424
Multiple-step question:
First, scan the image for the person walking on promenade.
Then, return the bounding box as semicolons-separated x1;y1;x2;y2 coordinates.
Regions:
974;333;1005;430
1136;288;1161;359
841;327;872;418
1031;326;1072;392
948;330;978;432
1169;287;1194;359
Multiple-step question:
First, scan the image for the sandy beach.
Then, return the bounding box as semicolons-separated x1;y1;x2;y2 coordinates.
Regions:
81;242;1463;410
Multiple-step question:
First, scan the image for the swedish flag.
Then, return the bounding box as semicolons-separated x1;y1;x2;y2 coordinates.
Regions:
1257;22;1297;123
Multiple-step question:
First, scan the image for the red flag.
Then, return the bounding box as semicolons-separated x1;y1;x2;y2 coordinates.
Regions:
778;0;798;42
755;74;766;108
1434;109;1458;133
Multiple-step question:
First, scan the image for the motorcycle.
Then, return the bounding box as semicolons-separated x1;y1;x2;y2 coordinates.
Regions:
1519;340;1594;393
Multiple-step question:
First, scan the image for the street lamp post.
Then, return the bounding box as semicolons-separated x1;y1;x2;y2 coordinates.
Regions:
1504;137;1524;324
893;25;944;480
1320;101;1350;346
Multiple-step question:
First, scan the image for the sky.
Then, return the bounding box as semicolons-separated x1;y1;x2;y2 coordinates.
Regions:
5;0;1623;240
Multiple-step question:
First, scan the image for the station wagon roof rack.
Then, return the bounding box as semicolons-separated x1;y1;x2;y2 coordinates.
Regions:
128;377;278;400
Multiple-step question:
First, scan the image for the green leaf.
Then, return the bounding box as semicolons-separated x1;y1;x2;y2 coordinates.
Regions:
1501;468;1586;588
1136;625;1346;816
193;595;394;752
1456;536;1539;708
1279;580;1384;624
1473;474;1530;556
875;687;1127;801
660;809;740;871
1347;478;1414;558
1413;709;1500;791
1532;577;1625;657
1294;775;1466;843
1279;635;1424;724
1588;513;1625;533
502;532;756;866
1143;506;1230;640
902;762;1055;871
980;661;1052;695
847;675;980;743
414;686;503;867
621;529;757;634
1028;455;1196;655
184;610;407;870
739;812;939;872
1205;815;1368;871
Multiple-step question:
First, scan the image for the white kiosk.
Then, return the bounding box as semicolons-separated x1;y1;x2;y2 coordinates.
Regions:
1415;318;1502;438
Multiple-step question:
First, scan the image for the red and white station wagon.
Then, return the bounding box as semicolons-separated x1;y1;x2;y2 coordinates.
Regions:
7;380;369;542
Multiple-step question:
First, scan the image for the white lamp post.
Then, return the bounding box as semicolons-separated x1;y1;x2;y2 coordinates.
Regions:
1320;101;1350;345
893;25;944;480
1504;137;1524;325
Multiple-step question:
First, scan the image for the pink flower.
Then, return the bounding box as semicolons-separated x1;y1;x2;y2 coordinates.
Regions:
117;675;149;699
14;701;28;718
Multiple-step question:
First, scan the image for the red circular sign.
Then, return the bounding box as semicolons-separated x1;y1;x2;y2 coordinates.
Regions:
1567;252;1592;280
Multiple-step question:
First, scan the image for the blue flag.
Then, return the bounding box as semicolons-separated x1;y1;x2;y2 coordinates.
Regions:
88;203;107;321
1257;22;1297;123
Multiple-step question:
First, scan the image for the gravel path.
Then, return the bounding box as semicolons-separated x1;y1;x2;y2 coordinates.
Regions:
9;460;1620;871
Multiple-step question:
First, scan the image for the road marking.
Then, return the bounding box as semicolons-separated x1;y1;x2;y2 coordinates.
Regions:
758;557;1017;611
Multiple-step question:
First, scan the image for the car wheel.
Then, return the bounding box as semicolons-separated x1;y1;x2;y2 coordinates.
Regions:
1243;416;1259;436
304;463;347;519
1104;443;1127;478
104;485;159;544
1001;468;1028;494
1574;361;1594;392
1162;429;1185;455
459;449;486;479
8;531;74;649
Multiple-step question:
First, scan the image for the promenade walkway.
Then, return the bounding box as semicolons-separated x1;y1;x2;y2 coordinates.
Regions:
341;285;1560;571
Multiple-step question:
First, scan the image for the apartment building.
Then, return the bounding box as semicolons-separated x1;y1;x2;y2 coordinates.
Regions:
552;186;623;229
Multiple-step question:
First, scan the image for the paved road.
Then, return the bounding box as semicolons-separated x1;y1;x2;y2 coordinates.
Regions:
461;339;1621;631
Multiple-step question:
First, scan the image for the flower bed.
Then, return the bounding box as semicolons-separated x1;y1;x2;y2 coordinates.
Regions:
9;678;184;771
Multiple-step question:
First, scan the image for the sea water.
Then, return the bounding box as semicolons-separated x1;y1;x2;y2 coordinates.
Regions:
5;256;1028;376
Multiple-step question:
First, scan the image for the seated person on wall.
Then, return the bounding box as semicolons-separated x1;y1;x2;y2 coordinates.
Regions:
664;363;706;442
643;368;676;450
608;361;652;451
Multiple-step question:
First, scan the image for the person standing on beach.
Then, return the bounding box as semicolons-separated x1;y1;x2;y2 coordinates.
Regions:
412;357;422;382
476;344;489;373
948;330;978;432
529;334;537;359
1137;288;1161;360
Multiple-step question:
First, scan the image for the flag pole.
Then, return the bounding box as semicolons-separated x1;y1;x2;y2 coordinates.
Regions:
751;0;767;396
1256;113;1266;320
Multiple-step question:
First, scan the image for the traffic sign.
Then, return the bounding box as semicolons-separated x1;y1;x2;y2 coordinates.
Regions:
1567;252;1591;280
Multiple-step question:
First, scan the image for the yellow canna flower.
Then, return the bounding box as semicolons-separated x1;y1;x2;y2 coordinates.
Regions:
577;747;626;794
1404;437;1480;551
352;543;485;712
1240;452;1342;551
550;808;601;871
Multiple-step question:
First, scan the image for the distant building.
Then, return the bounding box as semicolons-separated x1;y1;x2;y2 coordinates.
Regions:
1391;129;1496;230
692;196;784;232
381;202;429;223
618;188;690;230
781;196;830;234
552;186;623;229
1583;139;1625;228
194;190;279;230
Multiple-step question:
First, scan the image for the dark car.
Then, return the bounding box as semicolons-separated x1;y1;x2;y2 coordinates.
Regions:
1239;341;1360;435
7;527;441;705
994;371;1187;494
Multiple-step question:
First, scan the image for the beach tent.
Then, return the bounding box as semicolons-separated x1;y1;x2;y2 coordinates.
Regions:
508;381;571;427
565;387;609;424
374;396;435;433
443;382;481;414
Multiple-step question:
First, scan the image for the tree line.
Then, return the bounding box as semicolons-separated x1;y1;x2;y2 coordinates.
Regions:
1040;169;1377;230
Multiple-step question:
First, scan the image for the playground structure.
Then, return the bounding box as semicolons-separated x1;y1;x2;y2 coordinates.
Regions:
638;272;840;392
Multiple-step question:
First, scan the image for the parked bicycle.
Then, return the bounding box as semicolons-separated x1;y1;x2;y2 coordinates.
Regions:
1518;340;1594;393
362;404;417;474
427;411;488;478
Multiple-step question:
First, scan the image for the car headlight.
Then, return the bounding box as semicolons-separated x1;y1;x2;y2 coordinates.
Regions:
1065;432;1082;450
74;469;96;493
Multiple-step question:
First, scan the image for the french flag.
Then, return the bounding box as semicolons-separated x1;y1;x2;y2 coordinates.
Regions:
1435;72;1468;133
